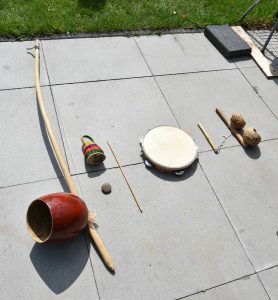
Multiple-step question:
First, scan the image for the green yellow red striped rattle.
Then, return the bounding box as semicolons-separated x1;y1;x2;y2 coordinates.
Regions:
81;135;106;165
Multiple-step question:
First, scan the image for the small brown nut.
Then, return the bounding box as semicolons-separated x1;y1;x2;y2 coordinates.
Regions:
230;112;246;130
101;183;111;194
243;128;261;146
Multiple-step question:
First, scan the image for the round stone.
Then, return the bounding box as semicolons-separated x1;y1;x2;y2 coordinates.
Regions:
101;183;111;194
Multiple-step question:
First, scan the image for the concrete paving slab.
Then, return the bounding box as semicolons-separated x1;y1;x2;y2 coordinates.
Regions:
78;164;253;300
231;57;257;69
0;178;99;299
156;69;278;152
51;77;178;174
42;37;151;85
241;67;278;117
135;33;235;75
199;140;278;271
0;41;48;90
0;87;70;187
259;267;278;300
185;275;268;300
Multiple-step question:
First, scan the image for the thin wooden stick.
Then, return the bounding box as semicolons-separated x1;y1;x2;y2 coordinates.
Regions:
107;141;143;213
34;39;115;272
215;108;247;148
197;122;219;154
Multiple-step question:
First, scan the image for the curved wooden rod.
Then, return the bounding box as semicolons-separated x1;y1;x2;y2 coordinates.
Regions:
34;39;115;272
35;40;78;194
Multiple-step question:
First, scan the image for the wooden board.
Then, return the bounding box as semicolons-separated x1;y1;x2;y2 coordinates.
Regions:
232;26;278;78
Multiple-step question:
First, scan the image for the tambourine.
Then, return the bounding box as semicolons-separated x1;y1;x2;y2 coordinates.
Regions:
140;126;198;176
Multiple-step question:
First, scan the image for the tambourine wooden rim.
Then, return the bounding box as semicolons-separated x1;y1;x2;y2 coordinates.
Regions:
141;125;198;173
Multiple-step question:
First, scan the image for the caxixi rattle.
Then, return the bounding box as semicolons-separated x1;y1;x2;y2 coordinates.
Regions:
81;135;106;165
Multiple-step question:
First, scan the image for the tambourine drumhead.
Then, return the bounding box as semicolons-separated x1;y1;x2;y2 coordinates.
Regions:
142;126;197;171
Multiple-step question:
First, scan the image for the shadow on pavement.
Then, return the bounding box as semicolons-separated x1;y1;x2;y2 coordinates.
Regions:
30;234;89;294
244;145;261;159
84;229;115;275
145;159;198;182
36;99;70;193
85;162;106;178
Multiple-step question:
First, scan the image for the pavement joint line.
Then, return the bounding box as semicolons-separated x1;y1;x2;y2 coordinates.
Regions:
2;137;278;189
47;67;239;89
176;272;256;299
197;161;257;271
0;84;50;92
0;68;241;93
50;74;154;87
71;174;101;299
198;143;243;154
2;138;277;190
153;67;238;76
74;171;101;300
81;231;101;300
254;137;278;143
133;36;181;128
176;272;263;299
250;273;271;300
0;162;144;190
177;263;278;300
198;137;278;154
71;161;145;177
0;175;64;190
197;161;272;300
151;76;181;128
238;68;278;121
257;263;278;274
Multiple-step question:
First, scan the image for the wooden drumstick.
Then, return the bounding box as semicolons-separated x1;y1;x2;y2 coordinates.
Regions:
198;123;219;154
107;141;143;213
216;108;247;148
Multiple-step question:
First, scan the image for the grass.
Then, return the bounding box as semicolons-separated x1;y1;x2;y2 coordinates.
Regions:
0;0;277;38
